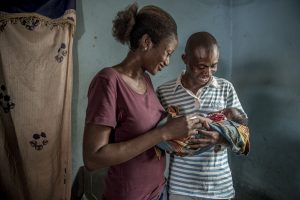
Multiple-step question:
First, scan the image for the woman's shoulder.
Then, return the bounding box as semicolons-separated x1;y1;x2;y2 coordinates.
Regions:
95;67;119;79
90;67;125;87
88;67;120;90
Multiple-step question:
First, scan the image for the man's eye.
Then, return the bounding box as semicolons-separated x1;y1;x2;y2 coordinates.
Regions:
198;65;206;69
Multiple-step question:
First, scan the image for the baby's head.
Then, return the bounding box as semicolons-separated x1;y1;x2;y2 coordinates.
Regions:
222;107;248;125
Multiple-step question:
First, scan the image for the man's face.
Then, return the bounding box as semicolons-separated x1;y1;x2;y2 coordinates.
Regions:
182;45;219;87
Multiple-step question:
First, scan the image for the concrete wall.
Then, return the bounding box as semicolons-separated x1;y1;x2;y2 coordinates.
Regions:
72;0;300;199
229;0;300;199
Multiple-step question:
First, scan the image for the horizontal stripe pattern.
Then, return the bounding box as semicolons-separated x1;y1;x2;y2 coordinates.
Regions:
157;75;246;199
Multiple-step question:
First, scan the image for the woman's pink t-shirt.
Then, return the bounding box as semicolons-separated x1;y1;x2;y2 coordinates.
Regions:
85;67;166;200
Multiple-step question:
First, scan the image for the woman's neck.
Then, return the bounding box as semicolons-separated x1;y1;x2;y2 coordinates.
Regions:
113;50;147;94
114;50;145;80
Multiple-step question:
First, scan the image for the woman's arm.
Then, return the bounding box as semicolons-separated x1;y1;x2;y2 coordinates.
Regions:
83;115;202;171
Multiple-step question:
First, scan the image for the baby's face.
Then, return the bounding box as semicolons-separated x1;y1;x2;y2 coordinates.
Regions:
222;108;238;121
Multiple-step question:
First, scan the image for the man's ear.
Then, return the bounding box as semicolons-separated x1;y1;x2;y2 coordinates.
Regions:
182;54;187;64
211;62;218;74
211;65;218;74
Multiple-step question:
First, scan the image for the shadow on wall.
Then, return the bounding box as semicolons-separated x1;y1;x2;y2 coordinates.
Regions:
230;60;300;200
72;0;85;181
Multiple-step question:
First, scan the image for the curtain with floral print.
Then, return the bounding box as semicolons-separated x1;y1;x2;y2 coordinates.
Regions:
0;1;76;199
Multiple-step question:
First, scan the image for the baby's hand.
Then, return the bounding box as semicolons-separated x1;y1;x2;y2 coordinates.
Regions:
191;115;212;130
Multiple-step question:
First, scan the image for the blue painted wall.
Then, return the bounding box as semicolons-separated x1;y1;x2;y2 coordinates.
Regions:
229;0;300;199
72;0;300;199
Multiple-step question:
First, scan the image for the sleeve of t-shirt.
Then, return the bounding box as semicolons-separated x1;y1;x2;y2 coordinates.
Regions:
226;82;247;118
85;74;117;128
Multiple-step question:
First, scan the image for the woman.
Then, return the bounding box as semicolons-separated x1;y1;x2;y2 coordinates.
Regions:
83;3;201;200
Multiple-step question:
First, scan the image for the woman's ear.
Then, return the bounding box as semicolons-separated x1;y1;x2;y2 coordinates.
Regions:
140;34;153;50
146;40;153;49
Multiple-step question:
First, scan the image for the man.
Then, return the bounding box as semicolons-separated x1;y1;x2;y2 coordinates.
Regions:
157;32;247;200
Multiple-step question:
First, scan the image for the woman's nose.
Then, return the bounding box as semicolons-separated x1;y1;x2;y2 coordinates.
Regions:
163;57;170;66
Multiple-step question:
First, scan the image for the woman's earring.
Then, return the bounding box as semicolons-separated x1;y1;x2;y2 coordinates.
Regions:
144;47;148;51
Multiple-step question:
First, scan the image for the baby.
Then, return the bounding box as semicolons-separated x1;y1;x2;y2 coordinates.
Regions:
208;107;248;125
156;106;249;156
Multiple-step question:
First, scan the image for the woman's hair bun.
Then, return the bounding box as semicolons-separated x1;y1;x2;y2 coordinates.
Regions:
112;2;138;44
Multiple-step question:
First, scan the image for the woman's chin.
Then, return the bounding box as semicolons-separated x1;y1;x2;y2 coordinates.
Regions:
151;69;160;75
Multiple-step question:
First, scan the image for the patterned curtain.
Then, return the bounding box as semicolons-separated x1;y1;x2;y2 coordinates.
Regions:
0;1;76;199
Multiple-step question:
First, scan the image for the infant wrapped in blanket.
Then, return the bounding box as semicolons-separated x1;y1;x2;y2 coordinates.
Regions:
155;106;250;157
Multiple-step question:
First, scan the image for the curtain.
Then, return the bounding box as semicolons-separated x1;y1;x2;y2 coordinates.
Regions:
0;1;76;199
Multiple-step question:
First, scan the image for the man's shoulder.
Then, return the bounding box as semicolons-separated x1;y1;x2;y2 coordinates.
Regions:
157;78;177;90
213;76;234;87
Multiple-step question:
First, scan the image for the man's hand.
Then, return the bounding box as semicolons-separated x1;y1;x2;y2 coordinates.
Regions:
187;129;227;149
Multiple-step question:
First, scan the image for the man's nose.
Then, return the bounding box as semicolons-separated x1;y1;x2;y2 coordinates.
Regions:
202;67;212;75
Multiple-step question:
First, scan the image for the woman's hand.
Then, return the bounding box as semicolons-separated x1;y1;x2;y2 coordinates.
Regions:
160;115;205;140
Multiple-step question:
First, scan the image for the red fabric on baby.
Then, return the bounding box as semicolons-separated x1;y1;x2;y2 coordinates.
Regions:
207;113;226;122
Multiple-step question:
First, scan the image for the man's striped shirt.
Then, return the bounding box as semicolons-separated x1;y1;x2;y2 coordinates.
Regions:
156;72;246;199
